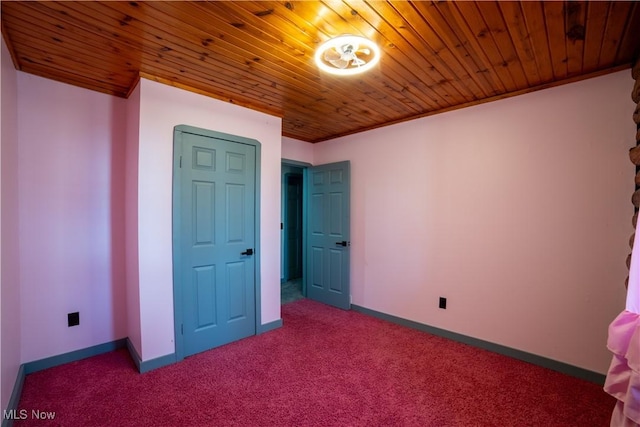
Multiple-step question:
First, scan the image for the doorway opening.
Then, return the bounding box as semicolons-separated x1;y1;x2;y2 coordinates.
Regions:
280;159;351;309
281;161;307;304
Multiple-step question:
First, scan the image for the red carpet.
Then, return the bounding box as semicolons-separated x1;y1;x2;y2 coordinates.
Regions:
17;299;614;426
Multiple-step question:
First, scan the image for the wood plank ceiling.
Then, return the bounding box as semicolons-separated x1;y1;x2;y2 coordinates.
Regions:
2;1;640;143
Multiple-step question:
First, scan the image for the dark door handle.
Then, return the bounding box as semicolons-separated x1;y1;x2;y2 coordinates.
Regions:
241;248;254;256
335;241;349;247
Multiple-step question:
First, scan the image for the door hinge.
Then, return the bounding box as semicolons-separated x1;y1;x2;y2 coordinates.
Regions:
181;324;183;335
179;156;182;168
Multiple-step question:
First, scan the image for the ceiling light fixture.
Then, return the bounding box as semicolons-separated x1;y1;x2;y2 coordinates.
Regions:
314;35;381;76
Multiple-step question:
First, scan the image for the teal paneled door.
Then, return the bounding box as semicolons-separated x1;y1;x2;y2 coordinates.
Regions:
306;161;351;309
174;127;257;358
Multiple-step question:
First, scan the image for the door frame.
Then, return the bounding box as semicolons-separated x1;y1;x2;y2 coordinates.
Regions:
281;159;311;297
172;124;262;362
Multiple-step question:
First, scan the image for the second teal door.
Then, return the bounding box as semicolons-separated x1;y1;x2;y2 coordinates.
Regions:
306;161;351;310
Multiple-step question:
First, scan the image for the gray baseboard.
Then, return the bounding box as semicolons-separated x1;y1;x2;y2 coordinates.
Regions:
125;338;142;372
3;338;127;427
257;318;283;334
1;364;25;427
140;353;176;373
351;304;606;385
125;338;176;374
23;339;127;375
2;336;181;424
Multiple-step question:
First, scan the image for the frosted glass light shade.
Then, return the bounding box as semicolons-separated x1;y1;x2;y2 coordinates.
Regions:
314;35;381;76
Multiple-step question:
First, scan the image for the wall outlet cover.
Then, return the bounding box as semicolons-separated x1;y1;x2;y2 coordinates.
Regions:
68;312;80;327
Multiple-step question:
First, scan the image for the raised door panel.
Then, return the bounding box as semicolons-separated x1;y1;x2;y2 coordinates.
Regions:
226;261;247;322
194;265;217;330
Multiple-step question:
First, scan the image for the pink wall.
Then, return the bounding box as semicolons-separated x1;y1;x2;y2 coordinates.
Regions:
4;50;632;384
282;136;314;164
134;78;282;361
125;83;142;357
1;37;22;413
313;70;635;374
17;73;128;363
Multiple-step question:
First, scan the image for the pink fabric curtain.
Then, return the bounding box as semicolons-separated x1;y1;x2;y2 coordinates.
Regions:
604;230;640;427
605;311;640;426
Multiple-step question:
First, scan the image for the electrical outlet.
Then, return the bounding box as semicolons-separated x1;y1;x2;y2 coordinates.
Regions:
68;312;79;327
439;297;447;309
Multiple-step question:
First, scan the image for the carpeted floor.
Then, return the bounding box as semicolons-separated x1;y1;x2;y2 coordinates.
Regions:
16;299;614;426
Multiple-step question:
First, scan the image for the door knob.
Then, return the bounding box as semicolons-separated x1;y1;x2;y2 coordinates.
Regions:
241;248;254;256
335;241;349;247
